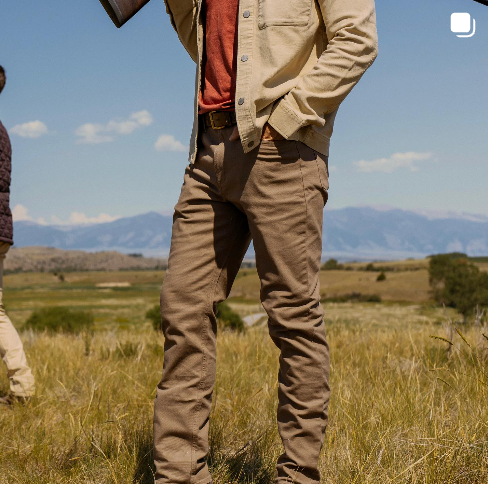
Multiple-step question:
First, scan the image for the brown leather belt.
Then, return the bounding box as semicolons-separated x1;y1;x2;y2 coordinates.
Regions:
199;110;237;131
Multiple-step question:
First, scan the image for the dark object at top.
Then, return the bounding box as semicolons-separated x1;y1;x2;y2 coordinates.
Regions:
99;0;152;28
0;120;13;245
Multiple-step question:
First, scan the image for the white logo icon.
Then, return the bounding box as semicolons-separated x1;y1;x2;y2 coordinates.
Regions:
451;13;476;38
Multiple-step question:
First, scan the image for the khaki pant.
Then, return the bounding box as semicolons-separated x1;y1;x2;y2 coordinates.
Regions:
0;242;35;397
154;125;330;484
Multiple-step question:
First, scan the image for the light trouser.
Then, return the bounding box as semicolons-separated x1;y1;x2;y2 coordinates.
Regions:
0;242;35;397
154;126;330;484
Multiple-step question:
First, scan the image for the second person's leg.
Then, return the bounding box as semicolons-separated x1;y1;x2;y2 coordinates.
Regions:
0;243;35;399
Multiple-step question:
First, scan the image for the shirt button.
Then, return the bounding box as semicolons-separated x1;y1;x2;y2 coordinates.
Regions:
243;10;250;18
241;55;248;62
248;141;254;148
238;98;245;105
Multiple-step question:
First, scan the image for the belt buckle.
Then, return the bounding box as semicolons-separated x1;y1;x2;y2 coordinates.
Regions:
208;111;226;130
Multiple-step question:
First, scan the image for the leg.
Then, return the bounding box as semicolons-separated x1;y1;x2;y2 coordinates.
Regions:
154;135;252;484
0;243;35;398
242;140;330;484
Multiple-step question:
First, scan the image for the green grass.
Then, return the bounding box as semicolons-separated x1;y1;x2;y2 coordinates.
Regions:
1;270;488;483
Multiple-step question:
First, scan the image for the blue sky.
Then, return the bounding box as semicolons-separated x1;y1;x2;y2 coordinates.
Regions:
0;0;487;225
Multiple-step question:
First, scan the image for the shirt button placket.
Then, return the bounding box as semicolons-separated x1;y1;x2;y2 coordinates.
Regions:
237;2;254;150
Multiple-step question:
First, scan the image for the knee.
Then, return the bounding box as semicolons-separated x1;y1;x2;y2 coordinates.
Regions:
264;294;325;342
263;291;322;321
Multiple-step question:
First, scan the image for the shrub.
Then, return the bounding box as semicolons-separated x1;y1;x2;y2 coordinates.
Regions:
322;258;344;270
216;302;245;333
321;292;382;303
146;302;246;333
25;306;94;334
428;255;488;322
146;305;162;331
362;293;382;303
429;254;455;300
377;272;386;282
427;251;468;260
363;263;393;272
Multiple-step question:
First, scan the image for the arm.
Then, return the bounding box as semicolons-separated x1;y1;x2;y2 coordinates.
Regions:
268;0;378;138
164;0;198;63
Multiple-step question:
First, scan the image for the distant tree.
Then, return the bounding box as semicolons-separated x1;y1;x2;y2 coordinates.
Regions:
322;258;344;270
428;255;488;322
365;263;375;271
427;252;468;260
479;272;488;308
428;254;455;301
443;261;488;322
376;272;386;282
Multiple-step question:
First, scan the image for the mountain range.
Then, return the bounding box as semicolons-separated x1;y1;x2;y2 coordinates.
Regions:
13;207;488;261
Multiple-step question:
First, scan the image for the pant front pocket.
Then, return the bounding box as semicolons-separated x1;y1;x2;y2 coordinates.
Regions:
314;153;329;191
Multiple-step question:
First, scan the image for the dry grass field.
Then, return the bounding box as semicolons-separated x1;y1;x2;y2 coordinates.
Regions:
1;266;488;483
231;268;431;304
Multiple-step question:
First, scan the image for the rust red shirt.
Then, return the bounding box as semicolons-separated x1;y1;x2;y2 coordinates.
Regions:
198;0;239;114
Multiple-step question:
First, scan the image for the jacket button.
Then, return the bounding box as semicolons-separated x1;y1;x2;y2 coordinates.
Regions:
241;55;248;62
243;10;250;18
238;98;245;105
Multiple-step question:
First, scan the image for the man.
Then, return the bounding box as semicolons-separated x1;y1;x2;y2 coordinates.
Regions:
154;0;377;483
0;66;36;405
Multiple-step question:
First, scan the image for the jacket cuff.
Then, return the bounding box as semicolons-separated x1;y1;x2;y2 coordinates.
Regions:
267;97;307;139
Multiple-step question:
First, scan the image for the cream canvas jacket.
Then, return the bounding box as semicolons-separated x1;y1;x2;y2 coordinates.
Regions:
164;0;378;163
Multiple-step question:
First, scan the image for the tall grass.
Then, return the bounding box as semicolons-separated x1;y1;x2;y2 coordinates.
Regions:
1;310;488;483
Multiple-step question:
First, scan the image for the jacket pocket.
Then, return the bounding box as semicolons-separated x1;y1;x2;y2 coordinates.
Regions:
258;0;313;29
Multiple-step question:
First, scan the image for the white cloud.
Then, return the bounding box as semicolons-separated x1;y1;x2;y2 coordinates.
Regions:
353;152;434;173
130;110;153;126
154;134;187;152
12;204;119;226
10;121;48;139
75;110;153;144
75;124;113;144
12;204;47;224
68;212;120;225
50;212;120;225
12;204;31;222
